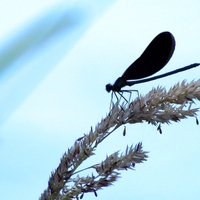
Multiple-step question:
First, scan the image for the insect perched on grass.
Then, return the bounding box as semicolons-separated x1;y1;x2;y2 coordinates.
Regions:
106;31;200;103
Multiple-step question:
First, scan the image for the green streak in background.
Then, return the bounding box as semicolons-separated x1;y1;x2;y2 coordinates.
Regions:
0;0;117;124
0;8;82;74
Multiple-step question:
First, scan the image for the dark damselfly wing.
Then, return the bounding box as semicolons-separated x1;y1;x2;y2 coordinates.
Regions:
122;32;175;80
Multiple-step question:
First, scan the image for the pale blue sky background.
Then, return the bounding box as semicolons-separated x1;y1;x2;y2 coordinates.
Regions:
1;1;200;199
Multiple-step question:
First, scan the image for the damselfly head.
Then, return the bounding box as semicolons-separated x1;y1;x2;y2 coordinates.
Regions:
106;84;112;93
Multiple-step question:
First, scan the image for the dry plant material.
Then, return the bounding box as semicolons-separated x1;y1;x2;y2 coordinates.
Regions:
40;80;200;200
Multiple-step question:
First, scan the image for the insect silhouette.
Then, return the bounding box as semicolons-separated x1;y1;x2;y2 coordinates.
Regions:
106;31;199;102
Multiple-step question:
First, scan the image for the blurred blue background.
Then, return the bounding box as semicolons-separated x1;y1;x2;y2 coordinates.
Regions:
0;0;200;199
